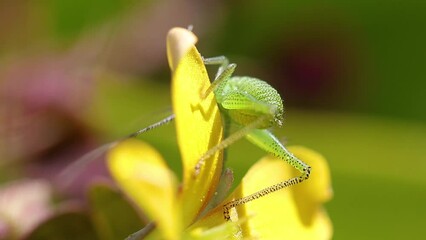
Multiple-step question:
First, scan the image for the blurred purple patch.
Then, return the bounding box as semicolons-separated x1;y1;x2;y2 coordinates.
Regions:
0;219;9;239
0;53;94;162
0;51;113;199
1;55;92;113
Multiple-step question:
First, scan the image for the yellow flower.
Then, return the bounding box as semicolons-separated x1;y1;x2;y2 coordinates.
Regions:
191;146;333;240
107;27;333;240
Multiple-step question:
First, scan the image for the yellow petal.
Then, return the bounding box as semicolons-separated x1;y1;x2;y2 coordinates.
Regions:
107;139;181;240
167;27;224;225
287;146;333;227
224;146;333;239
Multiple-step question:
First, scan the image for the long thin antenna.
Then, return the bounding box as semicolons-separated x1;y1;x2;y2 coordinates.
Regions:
126;114;175;138
58;114;175;188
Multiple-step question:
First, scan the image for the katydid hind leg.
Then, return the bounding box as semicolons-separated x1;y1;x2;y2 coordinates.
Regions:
246;129;310;176
222;129;311;220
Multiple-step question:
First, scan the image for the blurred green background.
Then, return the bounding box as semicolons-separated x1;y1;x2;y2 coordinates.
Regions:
0;0;425;239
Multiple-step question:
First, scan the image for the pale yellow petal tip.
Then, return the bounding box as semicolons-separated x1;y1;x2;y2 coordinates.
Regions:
167;27;198;71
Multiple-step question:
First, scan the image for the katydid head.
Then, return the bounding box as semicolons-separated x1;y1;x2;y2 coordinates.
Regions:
269;98;285;128
273;105;284;128
262;100;284;128
250;77;285;129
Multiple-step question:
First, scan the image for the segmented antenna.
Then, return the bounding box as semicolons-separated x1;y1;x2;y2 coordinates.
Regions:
58;114;175;188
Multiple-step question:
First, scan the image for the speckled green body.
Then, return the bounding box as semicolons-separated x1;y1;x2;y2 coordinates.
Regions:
214;76;284;129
